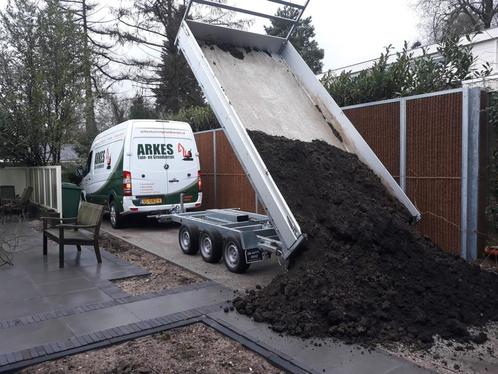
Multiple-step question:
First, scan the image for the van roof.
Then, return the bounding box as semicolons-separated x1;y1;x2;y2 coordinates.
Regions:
92;119;192;147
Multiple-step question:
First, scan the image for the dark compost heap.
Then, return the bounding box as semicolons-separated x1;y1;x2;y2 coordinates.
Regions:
234;131;498;347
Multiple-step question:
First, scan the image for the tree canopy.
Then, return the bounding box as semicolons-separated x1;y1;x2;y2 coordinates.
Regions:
0;0;84;165
417;0;498;41
265;6;324;74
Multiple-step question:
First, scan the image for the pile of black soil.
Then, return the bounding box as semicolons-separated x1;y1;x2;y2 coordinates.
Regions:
234;131;498;348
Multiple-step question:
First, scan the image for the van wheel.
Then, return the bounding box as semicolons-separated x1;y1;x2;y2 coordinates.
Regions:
109;201;123;229
199;232;222;263
179;225;199;255
223;239;250;273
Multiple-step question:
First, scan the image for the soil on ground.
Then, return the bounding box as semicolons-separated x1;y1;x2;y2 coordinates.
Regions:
100;233;203;295
233;131;498;349
21;323;282;374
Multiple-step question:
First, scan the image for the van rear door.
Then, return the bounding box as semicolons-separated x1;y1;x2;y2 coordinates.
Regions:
165;134;199;205
130;122;170;202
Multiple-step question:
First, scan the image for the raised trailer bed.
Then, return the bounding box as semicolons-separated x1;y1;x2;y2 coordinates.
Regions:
170;0;420;273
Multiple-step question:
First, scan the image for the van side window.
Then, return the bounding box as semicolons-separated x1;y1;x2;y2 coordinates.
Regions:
85;151;93;176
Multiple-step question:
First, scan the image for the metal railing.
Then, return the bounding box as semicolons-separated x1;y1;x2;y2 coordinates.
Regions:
184;0;310;41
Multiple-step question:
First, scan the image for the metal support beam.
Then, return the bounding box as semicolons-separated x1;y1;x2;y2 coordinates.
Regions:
213;130;217;207
184;0;311;43
461;87;470;260
466;88;482;261
188;0;297;24
268;0;306;9
399;99;407;192
285;0;310;41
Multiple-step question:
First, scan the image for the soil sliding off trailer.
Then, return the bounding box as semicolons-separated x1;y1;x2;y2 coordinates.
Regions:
163;0;421;273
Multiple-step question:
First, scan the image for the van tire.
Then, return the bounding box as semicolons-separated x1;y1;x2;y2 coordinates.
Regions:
179;225;199;255
199;232;222;263
223;239;250;273
109;200;123;229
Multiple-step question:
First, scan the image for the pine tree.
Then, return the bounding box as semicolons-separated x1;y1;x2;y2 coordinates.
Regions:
265;6;324;74
128;94;157;119
148;2;204;114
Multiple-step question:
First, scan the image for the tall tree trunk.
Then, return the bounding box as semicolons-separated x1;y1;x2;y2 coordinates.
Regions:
82;0;97;140
482;0;494;28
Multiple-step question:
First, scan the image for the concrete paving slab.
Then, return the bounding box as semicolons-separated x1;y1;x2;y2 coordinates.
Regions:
123;285;231;320
0;222;149;325
34;277;96;296
210;311;430;374
0;319;74;354
0;298;55;321
102;221;282;290
208;310;262;333
43;288;113;309
62;305;140;336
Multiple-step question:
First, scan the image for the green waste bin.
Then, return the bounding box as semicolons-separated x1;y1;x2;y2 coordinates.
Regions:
62;182;82;218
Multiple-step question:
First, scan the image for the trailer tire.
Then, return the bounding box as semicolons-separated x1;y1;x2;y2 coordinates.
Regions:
223;239;250;273
199;232;222;263
179;225;199;255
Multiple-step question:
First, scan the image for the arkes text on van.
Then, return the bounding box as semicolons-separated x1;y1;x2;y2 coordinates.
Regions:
137;143;174;160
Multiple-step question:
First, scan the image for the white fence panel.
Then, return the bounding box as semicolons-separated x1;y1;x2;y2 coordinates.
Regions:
26;166;62;216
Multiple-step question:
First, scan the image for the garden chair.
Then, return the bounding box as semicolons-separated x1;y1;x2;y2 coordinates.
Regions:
41;202;104;268
2;186;33;221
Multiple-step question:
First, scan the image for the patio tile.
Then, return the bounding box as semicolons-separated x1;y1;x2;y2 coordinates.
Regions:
0;297;54;321
0;319;74;354
0;274;40;301
24;265;88;284
62;305;140;336
34;277;96;296
43;288;113;309
122;286;231;321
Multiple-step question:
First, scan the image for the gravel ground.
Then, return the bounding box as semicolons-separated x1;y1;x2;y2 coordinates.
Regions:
385;322;498;373
21;323;283;374
99;232;204;295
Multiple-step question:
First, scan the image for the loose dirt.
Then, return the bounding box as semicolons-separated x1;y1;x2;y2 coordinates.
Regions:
234;131;498;348
100;233;203;295
21;324;282;374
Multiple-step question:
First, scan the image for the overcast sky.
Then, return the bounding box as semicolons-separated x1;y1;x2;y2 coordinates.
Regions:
228;0;421;70
0;0;422;94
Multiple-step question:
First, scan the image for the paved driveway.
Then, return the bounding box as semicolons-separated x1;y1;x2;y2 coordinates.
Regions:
101;220;284;291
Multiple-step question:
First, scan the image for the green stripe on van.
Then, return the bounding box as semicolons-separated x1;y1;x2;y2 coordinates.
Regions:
86;146;124;209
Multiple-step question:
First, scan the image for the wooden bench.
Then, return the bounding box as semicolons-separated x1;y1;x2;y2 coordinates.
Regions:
42;202;104;268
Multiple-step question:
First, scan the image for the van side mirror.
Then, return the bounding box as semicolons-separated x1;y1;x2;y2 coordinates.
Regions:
76;166;85;178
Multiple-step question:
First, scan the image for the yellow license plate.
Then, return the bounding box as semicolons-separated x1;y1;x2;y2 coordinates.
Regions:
141;198;162;205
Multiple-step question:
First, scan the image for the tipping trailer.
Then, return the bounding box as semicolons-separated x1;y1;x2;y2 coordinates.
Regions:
165;0;421;273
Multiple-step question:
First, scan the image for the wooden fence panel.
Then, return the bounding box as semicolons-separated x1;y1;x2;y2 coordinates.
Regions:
344;102;401;179
406;93;462;254
194;132;216;210
215;131;256;212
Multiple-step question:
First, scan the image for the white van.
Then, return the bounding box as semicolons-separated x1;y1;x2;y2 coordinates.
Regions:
79;120;202;228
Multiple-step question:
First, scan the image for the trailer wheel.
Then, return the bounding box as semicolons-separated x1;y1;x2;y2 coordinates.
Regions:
199;232;222;263
223;239;250;273
179;225;199;255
